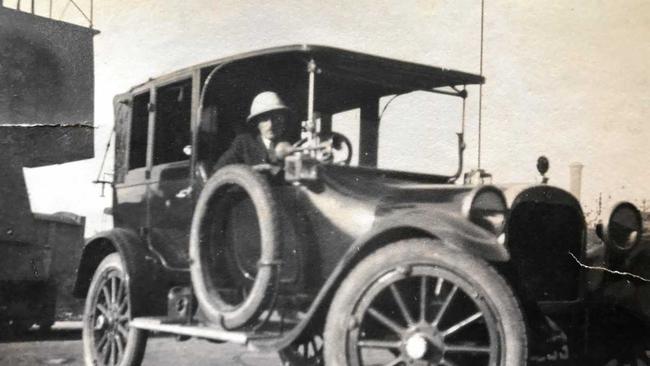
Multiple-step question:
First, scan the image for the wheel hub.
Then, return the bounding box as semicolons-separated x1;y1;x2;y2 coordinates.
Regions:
405;334;428;359
95;314;107;331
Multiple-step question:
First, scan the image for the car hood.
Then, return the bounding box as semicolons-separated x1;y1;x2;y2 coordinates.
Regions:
318;165;477;215
317;165;584;215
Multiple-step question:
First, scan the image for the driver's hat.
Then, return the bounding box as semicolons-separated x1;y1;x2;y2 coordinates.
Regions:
247;91;289;124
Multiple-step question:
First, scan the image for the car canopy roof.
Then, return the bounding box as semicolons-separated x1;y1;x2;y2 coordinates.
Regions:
132;44;484;93
122;45;485;121
297;45;484;90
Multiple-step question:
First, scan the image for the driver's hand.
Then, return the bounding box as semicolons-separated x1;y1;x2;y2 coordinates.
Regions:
252;164;282;175
252;163;272;171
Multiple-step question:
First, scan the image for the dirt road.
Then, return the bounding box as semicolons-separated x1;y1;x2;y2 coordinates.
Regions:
0;322;282;366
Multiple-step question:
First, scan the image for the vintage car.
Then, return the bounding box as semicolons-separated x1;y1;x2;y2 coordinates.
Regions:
73;45;646;366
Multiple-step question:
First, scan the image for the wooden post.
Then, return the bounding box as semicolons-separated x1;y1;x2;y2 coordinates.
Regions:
359;98;379;167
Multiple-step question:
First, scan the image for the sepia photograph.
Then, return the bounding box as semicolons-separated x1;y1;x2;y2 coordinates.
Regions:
0;1;649;365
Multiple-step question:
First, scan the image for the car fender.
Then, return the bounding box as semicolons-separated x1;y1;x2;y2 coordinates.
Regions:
252;208;508;351
357;208;509;262
73;228;165;317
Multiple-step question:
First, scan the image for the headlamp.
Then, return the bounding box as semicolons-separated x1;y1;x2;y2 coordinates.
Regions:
464;186;508;239
602;201;642;253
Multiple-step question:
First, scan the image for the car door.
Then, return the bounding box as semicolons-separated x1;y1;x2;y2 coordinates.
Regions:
147;78;194;269
113;91;150;234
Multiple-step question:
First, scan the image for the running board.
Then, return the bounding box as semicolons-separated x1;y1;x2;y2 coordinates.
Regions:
130;317;248;344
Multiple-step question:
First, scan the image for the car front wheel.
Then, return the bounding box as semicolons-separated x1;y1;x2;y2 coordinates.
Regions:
82;253;147;366
324;239;527;366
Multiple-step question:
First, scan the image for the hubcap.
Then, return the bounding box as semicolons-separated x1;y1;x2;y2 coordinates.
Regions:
95;314;107;331
405;334;428;359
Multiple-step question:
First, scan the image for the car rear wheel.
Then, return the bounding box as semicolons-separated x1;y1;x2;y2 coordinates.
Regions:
82;253;147;366
279;332;324;366
324;239;527;366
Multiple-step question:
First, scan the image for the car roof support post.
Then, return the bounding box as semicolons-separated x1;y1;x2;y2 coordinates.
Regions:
359;97;380;167
448;86;467;183
305;59;319;158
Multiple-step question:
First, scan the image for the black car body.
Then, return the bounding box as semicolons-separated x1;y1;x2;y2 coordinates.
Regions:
73;45;646;366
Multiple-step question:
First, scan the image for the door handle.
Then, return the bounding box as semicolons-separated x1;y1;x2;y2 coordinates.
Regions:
176;186;192;199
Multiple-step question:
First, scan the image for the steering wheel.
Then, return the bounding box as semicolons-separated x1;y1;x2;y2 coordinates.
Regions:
294;131;353;165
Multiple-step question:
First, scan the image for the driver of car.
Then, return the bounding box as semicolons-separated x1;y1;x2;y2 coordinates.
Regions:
214;91;291;170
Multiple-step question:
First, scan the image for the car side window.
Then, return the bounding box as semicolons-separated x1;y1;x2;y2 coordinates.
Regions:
331;108;360;166
129;92;150;170
153;79;192;166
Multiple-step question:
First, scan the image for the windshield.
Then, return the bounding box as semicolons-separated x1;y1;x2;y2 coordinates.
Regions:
328;90;462;176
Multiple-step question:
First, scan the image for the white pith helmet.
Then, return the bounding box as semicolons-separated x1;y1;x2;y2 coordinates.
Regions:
246;91;289;123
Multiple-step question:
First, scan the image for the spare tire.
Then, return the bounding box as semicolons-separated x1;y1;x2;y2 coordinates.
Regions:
189;164;281;329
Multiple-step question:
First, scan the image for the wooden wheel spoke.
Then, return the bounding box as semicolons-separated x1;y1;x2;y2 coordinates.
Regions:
306;343;313;357
441;312;483;338
97;332;110;352
367;307;406;335
279;334;324;365
434;277;444;296
113;337;119;365
104;337;114;365
440;358;460;366
445;344;491;353
383;356;405;366
110;276;118;305
101;285;111;306
419;276;428;322
390;284;415;326
118;295;128;314
115;278;125;305
432;285;457;327
96;303;110;318
310;339;322;357
357;339;401;349
114;334;124;364
116;323;129;339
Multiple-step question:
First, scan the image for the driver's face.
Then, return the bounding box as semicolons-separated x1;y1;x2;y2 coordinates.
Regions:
256;111;286;141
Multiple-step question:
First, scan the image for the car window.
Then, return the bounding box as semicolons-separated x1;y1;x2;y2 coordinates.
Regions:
153;79;192;165
129;92;149;170
331;108;360;166
377;91;460;176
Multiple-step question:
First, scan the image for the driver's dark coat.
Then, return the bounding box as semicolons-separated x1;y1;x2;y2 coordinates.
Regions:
214;133;273;170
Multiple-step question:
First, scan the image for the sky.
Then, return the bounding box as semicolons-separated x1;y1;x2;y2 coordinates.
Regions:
9;0;650;235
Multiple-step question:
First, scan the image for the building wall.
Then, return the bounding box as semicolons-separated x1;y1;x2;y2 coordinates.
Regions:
0;7;94;167
0;7;95;242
